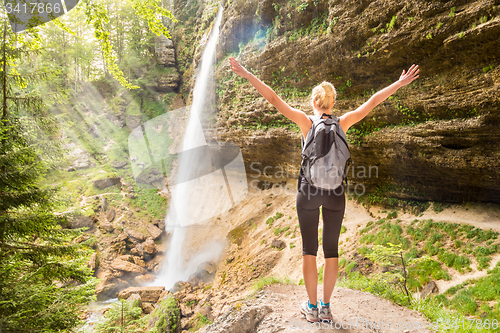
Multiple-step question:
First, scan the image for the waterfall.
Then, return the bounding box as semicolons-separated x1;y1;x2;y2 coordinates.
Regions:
153;4;226;290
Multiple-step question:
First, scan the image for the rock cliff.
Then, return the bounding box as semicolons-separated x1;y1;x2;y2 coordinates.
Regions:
174;0;499;204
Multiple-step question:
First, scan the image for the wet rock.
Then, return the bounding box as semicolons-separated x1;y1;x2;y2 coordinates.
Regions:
154;36;176;67
126;115;142;131
188;261;218;285
95;269;118;297
134;274;156;285
118;286;166;303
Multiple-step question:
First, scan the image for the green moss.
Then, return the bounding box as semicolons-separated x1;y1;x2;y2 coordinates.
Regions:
188;313;213;331
227;227;244;246
149;296;181;333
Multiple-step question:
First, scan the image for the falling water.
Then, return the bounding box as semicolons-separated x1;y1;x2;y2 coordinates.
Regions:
153;4;225;289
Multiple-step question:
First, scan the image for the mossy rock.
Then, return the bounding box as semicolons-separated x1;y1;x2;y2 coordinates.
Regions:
227;227;244;246
146;296;181;333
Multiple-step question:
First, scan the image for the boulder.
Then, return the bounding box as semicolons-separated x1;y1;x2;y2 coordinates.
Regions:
134;274;156;285
100;221;115;233
141;302;155;314
146;223;163;240
113;160;128;169
188;261;218;284
146;295;181;333
421;280;439;299
179;302;193;317
202;304;272;333
127;293;142;307
125;228;147;243
87;253;98;271
270;239;286;250
199;303;214;322
142;238;157;256
66;215;95;231
117;254;134;263
95;269;118;297
106;208;116;222
118;286;166;303
132;256;146;267
110;259;147;274
93;177;121;190
101;197;109;212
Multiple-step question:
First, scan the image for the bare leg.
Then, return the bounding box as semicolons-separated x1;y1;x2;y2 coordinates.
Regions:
303;254;318;306
322;257;339;304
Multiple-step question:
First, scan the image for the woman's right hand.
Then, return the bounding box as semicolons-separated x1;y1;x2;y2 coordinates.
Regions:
398;64;420;87
229;57;251;79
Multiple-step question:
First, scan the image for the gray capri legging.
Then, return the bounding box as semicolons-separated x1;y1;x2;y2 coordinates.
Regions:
296;178;346;258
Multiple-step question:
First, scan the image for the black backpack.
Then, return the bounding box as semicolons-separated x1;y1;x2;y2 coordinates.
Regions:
297;113;351;192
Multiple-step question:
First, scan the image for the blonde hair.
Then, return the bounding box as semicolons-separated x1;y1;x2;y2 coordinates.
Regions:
311;81;336;110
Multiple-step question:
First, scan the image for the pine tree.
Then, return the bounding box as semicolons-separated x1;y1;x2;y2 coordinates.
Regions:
0;20;97;332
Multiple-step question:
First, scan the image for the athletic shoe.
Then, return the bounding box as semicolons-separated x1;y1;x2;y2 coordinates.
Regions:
300;300;319;322
318;303;332;321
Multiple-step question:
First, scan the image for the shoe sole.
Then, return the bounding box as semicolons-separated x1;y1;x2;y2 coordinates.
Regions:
300;307;319;322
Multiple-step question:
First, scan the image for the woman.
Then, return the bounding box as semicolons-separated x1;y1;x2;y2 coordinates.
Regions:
229;57;419;322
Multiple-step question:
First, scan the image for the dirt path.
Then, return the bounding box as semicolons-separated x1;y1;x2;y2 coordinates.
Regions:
205;284;434;333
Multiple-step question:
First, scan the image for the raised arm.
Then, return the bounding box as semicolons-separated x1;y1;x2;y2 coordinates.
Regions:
229;57;310;129
339;64;420;132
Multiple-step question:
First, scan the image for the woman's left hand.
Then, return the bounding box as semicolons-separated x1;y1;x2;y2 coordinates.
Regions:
229;57;250;79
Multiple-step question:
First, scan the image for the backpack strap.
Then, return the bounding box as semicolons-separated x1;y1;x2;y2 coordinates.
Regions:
297;115;315;193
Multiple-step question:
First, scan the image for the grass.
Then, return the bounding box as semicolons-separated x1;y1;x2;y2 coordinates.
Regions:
249;276;295;294
352;214;500;329
339;270;499;332
187;313;212;331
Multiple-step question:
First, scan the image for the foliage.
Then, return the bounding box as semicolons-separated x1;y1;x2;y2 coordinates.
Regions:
94;299;145;332
365;243;434;304
0;18;99;331
147;296;181;333
250;275;295;294
80;0;176;89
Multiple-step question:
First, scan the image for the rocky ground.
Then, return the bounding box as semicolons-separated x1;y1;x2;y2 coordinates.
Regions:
80;183;500;332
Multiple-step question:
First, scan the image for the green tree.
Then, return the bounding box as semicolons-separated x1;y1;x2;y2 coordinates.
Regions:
0;20;98;332
365;243;432;305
